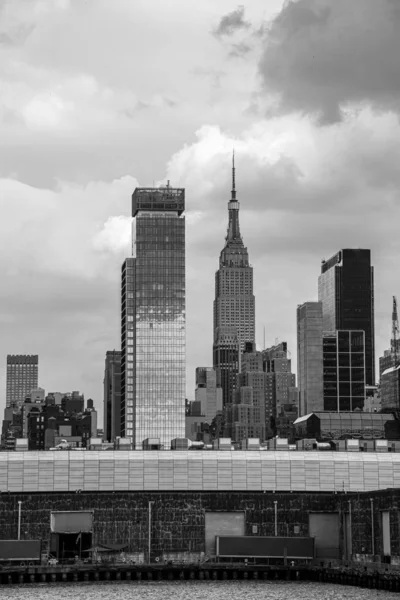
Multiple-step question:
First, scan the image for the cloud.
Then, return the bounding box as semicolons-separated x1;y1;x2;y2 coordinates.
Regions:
229;42;252;58
93;216;133;254
0;0;69;47
214;5;251;38
259;0;400;122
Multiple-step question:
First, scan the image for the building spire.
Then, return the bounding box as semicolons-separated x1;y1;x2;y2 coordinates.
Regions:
231;149;236;201
225;150;242;244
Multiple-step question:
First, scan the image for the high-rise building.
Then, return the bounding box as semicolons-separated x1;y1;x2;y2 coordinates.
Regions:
297;302;324;416
224;342;266;443
185;368;223;442
318;249;375;386
121;185;186;449
103;350;121;442
322;330;366;412
213;156;255;405
263;342;296;417
6;355;39;408
121;257;135;441
194;368;223;422
263;341;297;437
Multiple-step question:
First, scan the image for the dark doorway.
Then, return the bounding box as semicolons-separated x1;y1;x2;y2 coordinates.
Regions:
57;533;92;563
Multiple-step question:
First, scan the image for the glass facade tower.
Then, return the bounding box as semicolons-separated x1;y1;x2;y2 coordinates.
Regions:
318;249;375;386
322;330;366;412
213;156;255;405
121;186;186;449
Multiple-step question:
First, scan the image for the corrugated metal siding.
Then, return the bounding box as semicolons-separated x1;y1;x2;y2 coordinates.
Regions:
0;451;400;492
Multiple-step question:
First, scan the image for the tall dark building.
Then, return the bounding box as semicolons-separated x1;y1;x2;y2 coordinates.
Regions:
213;156;255;405
6;355;39;408
121;185;186;449
322;330;366;412
318;249;375;386
103;350;121;442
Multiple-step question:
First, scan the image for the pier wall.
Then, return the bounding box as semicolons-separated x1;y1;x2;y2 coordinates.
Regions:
0;489;399;563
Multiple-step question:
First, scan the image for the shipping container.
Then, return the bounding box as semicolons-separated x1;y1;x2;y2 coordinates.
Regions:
0;540;41;562
216;536;314;560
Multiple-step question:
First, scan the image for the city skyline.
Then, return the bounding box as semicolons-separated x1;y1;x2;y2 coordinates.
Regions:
1;1;400;427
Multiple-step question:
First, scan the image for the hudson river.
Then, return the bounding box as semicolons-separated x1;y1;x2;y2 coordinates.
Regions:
1;581;399;600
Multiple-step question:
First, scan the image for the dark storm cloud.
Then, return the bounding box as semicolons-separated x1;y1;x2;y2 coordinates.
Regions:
214;5;251;38
259;0;400;122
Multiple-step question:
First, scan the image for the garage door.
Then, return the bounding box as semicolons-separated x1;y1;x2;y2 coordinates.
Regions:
205;512;245;557
309;513;340;559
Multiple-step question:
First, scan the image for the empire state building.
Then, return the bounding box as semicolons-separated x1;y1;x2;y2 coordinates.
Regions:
213;155;255;405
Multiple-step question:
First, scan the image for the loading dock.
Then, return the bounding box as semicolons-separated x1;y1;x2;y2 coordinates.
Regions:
50;511;93;562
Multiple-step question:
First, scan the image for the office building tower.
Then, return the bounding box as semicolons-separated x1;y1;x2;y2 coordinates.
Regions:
121;257;135;440
213;156;255;405
103;350;121;442
322;330;366;412
318;249;375;385
224;343;266;443
263;341;296;417
185;368;223;442
297;302;324;416
263;341;297;437
6;355;39;408
121;185;186;449
194;367;223;422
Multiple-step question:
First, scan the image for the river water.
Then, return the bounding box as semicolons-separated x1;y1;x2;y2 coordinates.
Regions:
1;581;399;600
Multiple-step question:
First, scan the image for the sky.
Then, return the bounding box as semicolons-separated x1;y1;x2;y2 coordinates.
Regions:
1;0;400;427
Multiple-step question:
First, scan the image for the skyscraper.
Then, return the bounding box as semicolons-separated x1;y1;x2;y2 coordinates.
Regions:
213;156;255;405
318;249;375;386
121;185;186;449
6;355;39;408
103;350;121;442
194;368;223;423
297;302;323;416
322;330;366;411
263;342;296;418
224;343;266;443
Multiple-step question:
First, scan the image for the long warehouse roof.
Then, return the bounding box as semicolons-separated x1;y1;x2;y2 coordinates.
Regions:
1;451;399;493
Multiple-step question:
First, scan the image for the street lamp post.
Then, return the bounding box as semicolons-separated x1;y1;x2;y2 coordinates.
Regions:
148;501;154;563
274;501;278;537
370;498;375;558
17;501;22;541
